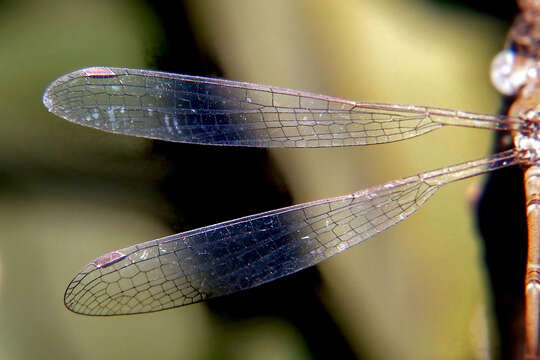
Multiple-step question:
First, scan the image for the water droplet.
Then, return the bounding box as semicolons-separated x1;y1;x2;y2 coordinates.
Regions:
490;49;531;96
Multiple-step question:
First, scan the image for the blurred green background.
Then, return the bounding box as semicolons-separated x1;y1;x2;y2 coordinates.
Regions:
0;0;513;359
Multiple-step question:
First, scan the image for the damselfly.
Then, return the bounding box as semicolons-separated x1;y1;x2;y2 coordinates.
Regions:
43;37;540;356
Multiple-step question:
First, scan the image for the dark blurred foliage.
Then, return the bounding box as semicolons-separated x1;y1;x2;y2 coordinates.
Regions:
432;0;518;21
477;105;528;360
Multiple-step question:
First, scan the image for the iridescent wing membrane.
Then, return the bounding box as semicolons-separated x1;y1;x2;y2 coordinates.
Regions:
43;67;517;148
42;67;525;315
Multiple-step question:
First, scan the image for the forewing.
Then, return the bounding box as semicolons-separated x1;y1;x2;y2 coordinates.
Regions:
43;67;517;148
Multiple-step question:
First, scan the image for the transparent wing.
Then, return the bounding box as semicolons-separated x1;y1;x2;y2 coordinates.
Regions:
43;67;523;148
64;150;519;315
